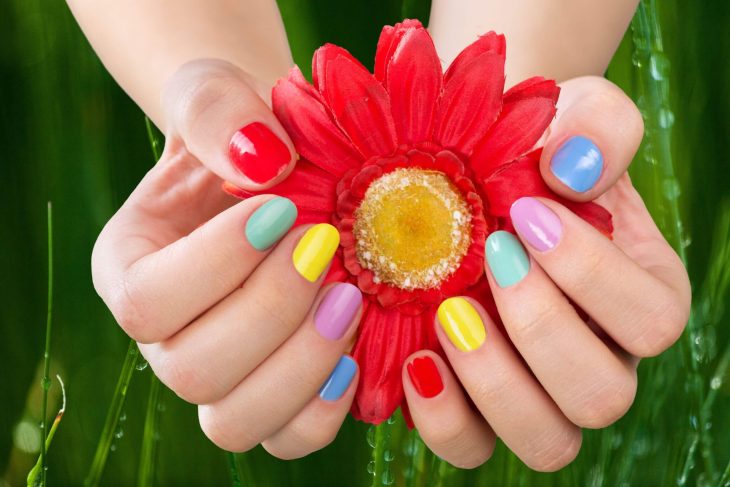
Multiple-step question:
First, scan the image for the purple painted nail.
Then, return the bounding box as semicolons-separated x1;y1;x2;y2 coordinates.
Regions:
510;197;563;251
315;283;362;340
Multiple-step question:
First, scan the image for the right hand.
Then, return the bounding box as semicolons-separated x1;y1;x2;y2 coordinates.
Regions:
91;59;362;458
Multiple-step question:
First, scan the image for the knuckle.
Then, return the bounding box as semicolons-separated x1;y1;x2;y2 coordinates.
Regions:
106;273;159;344
508;301;564;348
264;421;336;460
570;372;636;428
198;406;256;453
626;289;689;357
175;74;237;137
422;417;472;452
525;428;582;472
154;351;217;405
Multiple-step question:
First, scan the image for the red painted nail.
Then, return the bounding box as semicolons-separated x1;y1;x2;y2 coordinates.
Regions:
407;356;444;398
229;122;291;184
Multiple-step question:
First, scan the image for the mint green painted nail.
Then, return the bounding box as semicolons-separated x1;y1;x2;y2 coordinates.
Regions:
245;197;297;251
485;231;530;288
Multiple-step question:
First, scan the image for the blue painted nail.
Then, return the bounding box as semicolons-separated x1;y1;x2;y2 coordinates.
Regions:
550;135;604;193
319;356;357;401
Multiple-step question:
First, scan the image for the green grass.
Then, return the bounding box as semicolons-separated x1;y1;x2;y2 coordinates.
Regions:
1;0;729;485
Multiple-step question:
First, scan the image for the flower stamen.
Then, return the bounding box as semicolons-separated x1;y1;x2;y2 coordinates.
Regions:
354;168;472;290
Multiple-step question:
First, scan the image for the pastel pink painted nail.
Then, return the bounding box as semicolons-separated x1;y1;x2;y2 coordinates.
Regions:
509;197;563;251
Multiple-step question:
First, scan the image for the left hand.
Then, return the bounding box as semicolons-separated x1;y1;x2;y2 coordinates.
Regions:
400;76;691;470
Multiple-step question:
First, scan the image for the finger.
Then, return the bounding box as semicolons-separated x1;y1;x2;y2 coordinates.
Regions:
484;229;638;427
402;351;495;469
435;297;582;472
509;196;690;357
141;225;343;404
163;59;296;190
540;76;644;201
93;194;298;343
200;357;360;453
262;364;359;460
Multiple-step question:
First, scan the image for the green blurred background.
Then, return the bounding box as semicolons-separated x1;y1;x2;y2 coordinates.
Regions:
1;0;729;485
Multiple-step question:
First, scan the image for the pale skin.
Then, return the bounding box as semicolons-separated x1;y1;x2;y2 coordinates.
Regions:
68;0;690;470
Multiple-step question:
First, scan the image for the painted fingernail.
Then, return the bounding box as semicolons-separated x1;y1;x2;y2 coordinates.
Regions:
319;356;357;401
437;297;486;352
292;224;340;282
315;283;362;340
245;197;298;251
407;356;444;398
550;135;603;192
485;231;530;287
229;122;291;184
510;197;562;252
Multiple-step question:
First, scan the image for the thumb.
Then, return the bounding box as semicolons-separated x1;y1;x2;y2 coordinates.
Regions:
540;76;644;202
162;59;296;190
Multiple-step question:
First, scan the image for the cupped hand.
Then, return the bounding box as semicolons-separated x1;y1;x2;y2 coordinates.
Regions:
401;76;691;470
92;59;363;458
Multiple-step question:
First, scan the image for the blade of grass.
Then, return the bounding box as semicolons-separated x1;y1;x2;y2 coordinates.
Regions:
83;339;139;487
36;201;54;487
137;373;162;487
27;376;66;487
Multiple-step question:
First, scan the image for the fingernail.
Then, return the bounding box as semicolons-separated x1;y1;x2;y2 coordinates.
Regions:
510;197;562;252
437;297;486;352
245;197;298;251
485;231;530;287
407;356;444;398
319;356;357;401
550;135;603;192
292;224;340;282
229;122;291;184
315;283;362;340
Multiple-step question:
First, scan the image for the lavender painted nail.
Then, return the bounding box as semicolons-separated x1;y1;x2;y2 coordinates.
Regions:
510;197;563;251
315;283;362;340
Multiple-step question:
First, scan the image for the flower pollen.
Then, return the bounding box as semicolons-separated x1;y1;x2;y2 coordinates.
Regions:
353;168;472;290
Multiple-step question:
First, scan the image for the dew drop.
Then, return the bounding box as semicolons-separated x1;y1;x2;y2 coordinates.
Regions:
384;449;394;462
650;55;670;80
110;443;117;452
662;179;681;201
366;426;376;448
119;412;127;422
381;469;394;485
366;461;375;476
710;377;722;390
136;361;149;371
658;108;675;128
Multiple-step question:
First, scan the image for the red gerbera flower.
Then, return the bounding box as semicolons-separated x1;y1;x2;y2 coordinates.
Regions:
225;19;612;425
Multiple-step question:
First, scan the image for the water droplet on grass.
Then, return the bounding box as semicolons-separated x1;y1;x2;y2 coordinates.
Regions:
662;179;681;200
384;449;394;462
366;461;375;475
650;55;670;80
659;108;675;128
381;469;394;485
710;377;722;390
366;426;376;447
136;361;149;371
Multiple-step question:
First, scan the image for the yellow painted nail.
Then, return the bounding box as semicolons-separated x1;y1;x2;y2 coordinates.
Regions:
292;224;340;282
437;297;486;352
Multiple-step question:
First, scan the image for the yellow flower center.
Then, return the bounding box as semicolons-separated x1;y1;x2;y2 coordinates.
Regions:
353;168;472;290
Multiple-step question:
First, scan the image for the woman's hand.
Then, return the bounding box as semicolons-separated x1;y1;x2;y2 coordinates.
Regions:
400;76;691;470
91;60;362;458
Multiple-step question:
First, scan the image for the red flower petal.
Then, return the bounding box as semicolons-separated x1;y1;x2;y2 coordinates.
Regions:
262;160;339;214
351;305;438;424
273;67;363;177
471;78;560;179
312;44;368;93
435;35;505;155
374;19;424;82
322;55;398;158
482;150;613;236
386;27;442;145
443;32;506;84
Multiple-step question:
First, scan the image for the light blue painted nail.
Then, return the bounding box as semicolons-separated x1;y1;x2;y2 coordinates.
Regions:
550;135;604;193
485;231;530;288
319;356;357;401
245;197;297;251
